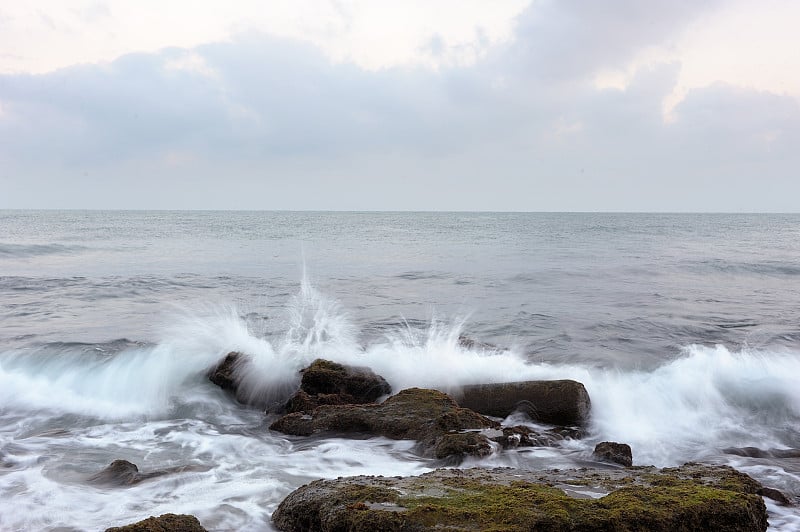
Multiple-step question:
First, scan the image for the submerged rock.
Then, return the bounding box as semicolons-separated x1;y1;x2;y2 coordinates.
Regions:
272;464;768;532
723;446;800;459
456;379;591;426
105;513;207;532
592;441;633;467
284;359;391;413
271;388;498;459
88;460;209;487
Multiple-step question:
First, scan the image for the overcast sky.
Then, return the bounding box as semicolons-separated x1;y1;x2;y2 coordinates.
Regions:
1;0;798;211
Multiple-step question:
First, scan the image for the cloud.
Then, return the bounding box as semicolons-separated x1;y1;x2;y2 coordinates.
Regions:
1;0;798;211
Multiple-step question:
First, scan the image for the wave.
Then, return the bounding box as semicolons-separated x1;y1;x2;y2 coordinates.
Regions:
0;243;89;258
1;278;798;469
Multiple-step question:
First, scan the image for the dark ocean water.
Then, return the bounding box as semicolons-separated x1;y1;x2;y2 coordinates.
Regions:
1;210;799;530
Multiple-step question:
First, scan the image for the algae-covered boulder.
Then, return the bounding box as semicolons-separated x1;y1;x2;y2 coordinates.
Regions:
271;388;498;459
456;379;591;426
285;359;391;413
272;464;768;532
105;513;207;532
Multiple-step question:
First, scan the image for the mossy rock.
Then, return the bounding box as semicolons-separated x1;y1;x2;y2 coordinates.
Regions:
271;388;498;460
272;465;768;531
105;513;207;532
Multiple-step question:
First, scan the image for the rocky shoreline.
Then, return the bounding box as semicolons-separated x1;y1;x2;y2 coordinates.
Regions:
104;352;791;531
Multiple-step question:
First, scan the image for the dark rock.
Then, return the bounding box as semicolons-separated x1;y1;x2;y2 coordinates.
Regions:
434;432;494;461
284;359;391;414
593;441;633;467
723;446;800;459
207;351;255;406
271;388;498;460
488;425;569;449
208;351;242;391
105;513;207;532
89;460;141;485
455;379;591;426
88;460;210;487
457;334;503;351
272;463;768;532
758;486;794;506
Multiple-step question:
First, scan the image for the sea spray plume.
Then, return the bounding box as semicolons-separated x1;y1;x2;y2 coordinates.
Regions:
158;304;303;408
358;316;539;395
280;272;359;362
582;344;800;467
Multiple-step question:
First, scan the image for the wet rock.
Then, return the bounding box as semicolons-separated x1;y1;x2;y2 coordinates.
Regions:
88;460;209;487
272;463;768;532
207;351;253;404
105;513;207;531
284;359;391;414
485;425;565;449
89;460;141;486
456;379;591;427
457;334;503;351
434;432;494;461
271;388;498;460
723;446;800;459
593;441;633;467
758;486;794;506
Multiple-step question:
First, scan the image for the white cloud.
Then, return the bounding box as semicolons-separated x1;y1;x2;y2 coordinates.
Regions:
0;0;530;74
1;0;799;211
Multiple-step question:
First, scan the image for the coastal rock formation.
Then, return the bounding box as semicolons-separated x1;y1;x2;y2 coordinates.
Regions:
105;513;207;532
592;441;633;467
455;379;591;426
271;388;498;459
285;359;391;413
272;464;768;532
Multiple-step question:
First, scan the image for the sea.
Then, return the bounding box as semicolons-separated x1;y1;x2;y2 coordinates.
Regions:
1;210;799;531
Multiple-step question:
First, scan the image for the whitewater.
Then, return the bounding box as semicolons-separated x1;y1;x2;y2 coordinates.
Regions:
1;210;799;530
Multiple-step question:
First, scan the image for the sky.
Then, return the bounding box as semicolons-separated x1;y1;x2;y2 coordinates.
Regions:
0;0;798;211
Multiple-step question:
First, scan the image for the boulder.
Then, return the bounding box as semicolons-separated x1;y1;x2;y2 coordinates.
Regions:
272;464;768;532
455;379;591;426
105;513;207;532
271;388;498;460
592;441;633;467
284;359;391;413
207;351;253;405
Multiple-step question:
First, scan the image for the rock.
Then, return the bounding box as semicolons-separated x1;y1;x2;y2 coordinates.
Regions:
457;334;503;351
105;513;207;532
593;441;633;467
284;359;392;414
89;460;141;486
433;432;494;461
207;351;254;405
271;388;498;460
272;463;768;532
455;379;591;426
758;486;794;506
723;446;800;459
88;460;210;487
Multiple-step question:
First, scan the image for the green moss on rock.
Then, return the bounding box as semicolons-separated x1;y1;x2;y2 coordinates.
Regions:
105;513;207;532
272;465;768;532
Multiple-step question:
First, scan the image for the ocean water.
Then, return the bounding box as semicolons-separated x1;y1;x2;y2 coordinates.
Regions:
1;210;799;530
